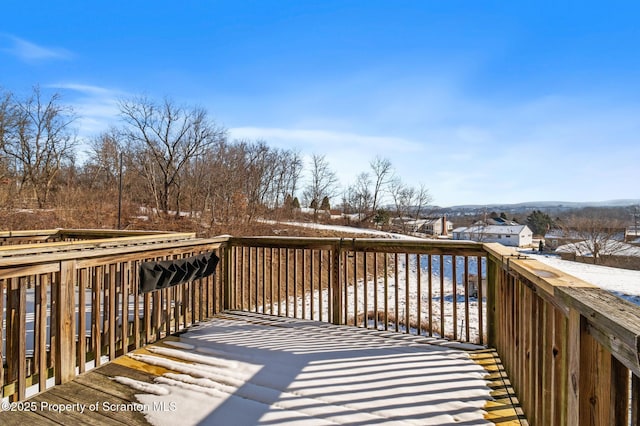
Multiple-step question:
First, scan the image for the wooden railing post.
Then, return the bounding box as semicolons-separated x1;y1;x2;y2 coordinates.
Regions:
6;277;26;401
55;260;76;385
331;240;343;325
222;241;233;311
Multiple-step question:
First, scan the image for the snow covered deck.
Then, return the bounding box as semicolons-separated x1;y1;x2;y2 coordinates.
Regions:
0;311;523;425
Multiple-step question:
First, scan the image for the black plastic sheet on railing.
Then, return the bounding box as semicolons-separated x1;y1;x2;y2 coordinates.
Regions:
139;252;219;294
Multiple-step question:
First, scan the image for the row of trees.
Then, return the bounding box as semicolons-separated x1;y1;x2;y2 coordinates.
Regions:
1;87;433;232
340;157;432;228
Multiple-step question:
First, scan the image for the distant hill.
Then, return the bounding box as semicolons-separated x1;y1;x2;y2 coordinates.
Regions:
437;199;640;210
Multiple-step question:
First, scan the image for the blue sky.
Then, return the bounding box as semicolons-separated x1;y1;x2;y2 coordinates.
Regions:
1;1;639;206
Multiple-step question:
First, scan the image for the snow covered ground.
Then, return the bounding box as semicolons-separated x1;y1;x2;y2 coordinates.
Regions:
263;254;487;344
522;250;640;305
259;219;423;240
119;314;493;425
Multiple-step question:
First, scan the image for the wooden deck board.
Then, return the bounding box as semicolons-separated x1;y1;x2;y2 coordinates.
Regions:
1;311;526;425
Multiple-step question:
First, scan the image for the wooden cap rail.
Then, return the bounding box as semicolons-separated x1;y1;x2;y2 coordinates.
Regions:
228;236;486;256
0;230;196;255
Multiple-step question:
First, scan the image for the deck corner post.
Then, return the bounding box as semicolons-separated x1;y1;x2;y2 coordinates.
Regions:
55;260;77;385
331;240;343;325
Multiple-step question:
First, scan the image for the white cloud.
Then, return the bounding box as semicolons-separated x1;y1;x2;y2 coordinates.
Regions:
47;83;123;137
1;35;72;61
229;127;423;153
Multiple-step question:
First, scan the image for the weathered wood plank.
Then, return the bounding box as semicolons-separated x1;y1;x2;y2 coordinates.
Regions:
0;407;60;425
7;277;27;401
55;260;76;385
580;316;612;426
108;263;117;360
92;266;102;368
78;268;87;373
610;357;629;426
566;309;581;426
632;374;640;426
36;387;134;425
38;274;49;392
558;286;640;378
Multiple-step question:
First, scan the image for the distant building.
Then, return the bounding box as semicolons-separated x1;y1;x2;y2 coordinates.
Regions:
392;216;453;236
452;224;533;247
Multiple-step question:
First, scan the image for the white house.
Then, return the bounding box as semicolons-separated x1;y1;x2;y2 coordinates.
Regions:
452;224;533;247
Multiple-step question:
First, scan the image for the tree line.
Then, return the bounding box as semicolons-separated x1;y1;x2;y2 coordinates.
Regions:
0;87;431;234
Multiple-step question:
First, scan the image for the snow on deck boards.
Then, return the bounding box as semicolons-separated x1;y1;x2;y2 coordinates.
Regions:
0;312;525;425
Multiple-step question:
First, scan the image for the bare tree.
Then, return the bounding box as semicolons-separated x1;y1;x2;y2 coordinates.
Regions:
1;87;77;208
389;178;414;232
344;172;373;221
370;157;393;214
389;178;432;233
0;90;13;183
119;96;226;215
303;154;339;221
85;129;122;190
557;214;627;264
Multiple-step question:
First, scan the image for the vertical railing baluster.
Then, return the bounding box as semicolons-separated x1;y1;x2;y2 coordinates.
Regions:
285;248;290;317
384;254;389;331
452;255;458;340
416;255;421;336
353;251;358;326
293;249;298;318
439;255;445;338
405;253;410;334
631;374;640;426
464;256;470;342
261;247;266;314
309;249;316;320
373;253;379;330
319;250;324;322
269;247;274;315
363;252;368;328
327;249;332;322
477;255;483;345
38;274;48;391
93;266;103;366
78;269;87;372
394;253;399;333
428;254;433;337
302;249;307;319
109;263;117;360
276;248;282;316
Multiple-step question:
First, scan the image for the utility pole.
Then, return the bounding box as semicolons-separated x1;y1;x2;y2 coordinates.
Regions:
117;152;123;230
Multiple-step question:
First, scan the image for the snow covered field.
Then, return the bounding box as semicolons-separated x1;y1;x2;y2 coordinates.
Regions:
522;251;640;305
263;254;487;344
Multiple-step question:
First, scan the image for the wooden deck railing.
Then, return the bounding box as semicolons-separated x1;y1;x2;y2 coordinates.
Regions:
222;237;488;344
1;234;225;402
223;236;640;426
484;243;640;426
2;232;639;425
